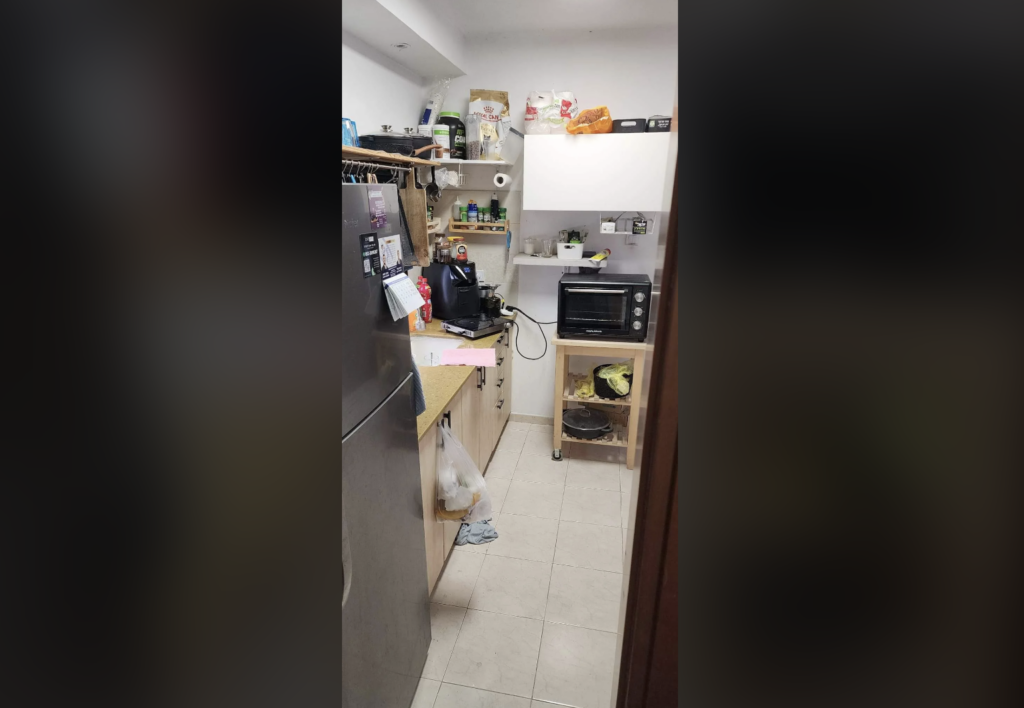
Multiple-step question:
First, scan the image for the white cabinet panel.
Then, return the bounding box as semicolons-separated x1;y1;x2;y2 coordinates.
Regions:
523;134;673;212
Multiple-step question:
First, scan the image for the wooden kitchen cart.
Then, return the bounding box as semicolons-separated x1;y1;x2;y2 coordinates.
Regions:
551;336;650;470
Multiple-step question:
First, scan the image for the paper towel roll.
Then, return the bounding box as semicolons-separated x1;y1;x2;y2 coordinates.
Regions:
493;172;511;188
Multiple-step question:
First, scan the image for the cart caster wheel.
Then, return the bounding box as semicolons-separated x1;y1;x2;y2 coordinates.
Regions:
552;450;563;461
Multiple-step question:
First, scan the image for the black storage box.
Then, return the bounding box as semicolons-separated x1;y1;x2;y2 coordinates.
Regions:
358;131;434;157
645;115;672;132
612;118;646;133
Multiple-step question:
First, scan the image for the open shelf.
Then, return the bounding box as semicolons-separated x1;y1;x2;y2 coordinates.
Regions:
342;146;440;167
560;428;627;448
448;218;508;234
438;159;510;166
563;374;634;407
512;253;607;268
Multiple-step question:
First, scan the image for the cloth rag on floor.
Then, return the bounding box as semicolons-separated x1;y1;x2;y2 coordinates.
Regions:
455;518;498;545
411;361;427;415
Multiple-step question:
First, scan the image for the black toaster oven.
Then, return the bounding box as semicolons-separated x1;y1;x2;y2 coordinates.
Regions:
557;273;653;341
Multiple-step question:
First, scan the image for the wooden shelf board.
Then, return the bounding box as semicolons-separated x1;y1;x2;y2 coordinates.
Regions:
560;429;627;448
342;145;440;167
552;336;649;351
449;218;508;234
562;374;634;407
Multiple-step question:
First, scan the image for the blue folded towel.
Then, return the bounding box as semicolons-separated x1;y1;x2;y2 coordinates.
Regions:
455;519;498;546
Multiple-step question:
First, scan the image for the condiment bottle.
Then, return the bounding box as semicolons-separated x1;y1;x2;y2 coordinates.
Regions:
452;196;462;221
467;200;478;222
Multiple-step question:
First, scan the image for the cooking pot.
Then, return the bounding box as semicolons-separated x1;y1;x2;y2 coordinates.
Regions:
358;127;439;158
593;365;633;400
562;408;612;440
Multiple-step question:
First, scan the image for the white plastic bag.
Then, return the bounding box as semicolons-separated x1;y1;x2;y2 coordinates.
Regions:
525;90;578;135
435;421;492;523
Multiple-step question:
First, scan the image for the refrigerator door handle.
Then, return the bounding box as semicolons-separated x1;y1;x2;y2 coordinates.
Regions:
342;504;353;609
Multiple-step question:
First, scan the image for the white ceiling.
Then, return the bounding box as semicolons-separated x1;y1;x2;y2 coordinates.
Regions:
423;0;678;34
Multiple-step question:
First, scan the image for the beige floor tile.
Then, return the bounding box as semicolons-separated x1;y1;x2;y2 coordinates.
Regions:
432;550;485;608
565;458;621;491
620;493;630;528
554;521;623;573
488;513;559;564
434;683;531;707
568;443;624;464
501;480;564;520
487;478;512;514
545;564;622;633
505;421;533;433
521;428;556;458
532;622;617;708
442;609;543;698
619;464;634;494
513;454;568;486
560;487;622;527
469;555;552;620
530;423;555;437
485;450;520;480
422;603;467;680
411;678;441;708
496;430;528;452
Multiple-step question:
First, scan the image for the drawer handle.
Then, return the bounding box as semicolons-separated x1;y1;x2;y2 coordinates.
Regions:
496;357;505;366
442;411;451;427
477;366;483;389
496;378;504;387
496;399;504;409
566;288;627;294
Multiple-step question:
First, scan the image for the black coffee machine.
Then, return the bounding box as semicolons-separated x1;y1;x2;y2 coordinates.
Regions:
422;262;482;319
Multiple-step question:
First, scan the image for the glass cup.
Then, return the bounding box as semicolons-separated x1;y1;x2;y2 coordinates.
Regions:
542;239;556;257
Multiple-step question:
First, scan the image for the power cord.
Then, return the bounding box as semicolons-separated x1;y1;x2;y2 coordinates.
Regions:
505;305;557;361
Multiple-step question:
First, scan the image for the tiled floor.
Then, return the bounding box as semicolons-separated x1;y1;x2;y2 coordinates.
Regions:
416;422;635;708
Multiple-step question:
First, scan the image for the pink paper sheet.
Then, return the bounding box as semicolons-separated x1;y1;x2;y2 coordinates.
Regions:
440;348;496;367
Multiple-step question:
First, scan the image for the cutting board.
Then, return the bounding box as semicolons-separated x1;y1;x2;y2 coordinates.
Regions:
399;175;430;266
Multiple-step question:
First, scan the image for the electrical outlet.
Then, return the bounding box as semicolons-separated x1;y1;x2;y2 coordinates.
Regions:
477;269;487;283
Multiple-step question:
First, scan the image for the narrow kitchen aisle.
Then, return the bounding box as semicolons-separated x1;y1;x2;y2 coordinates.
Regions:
412;421;636;708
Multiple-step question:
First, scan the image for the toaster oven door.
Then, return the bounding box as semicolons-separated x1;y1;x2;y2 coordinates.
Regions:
561;286;631;334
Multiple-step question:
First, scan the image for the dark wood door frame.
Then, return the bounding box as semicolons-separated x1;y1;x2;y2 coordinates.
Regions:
616;155;679;707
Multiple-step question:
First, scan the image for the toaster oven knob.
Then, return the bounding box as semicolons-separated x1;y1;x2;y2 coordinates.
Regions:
634;292;646;303
632;321;643;330
633;307;643;316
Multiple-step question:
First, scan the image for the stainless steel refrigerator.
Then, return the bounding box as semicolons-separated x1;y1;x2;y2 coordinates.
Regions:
342;183;430;708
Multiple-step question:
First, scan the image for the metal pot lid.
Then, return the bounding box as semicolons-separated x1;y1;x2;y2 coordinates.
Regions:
562;408;610;431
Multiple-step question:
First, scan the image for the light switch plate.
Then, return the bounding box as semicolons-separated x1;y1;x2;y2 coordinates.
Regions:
600;222;616;233
476;269;487;283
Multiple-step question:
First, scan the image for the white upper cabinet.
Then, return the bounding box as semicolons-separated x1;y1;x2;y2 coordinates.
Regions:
522;134;674;212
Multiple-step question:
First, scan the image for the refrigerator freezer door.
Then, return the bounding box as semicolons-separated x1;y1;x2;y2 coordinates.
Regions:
342;374;429;708
343;184;413;438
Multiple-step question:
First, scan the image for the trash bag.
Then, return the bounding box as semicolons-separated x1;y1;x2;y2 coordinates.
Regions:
435;420;492;523
596;361;634;396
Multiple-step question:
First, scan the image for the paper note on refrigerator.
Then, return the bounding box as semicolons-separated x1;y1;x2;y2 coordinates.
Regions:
440;348;497;367
383;273;425;320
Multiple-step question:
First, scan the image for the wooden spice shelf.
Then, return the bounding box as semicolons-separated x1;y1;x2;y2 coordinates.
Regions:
563;374;634;407
448;218;509;234
342;145;441;167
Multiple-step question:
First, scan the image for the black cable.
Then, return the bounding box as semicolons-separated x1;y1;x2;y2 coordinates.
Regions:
506;306;557;361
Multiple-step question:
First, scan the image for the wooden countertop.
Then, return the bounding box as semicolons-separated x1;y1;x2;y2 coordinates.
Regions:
414;319;510;440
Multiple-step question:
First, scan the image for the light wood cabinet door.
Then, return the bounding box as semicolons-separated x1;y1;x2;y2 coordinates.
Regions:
481;362;499;469
418;425;444;593
500;340;512;429
461;368;485;472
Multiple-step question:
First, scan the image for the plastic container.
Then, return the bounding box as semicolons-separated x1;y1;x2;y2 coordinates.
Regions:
452;196;462;221
460;207;468;222
557;243;584;260
432;124;450;159
467;200;478;222
438;112;466;160
342;117;359;147
523;237;538;255
498;207;507;222
480;207;491;223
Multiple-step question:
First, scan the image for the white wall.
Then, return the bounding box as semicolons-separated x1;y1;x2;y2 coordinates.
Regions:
342;30;429;134
432;27;678;419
